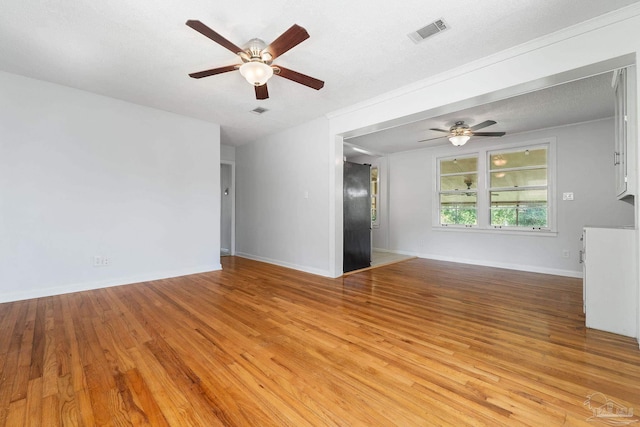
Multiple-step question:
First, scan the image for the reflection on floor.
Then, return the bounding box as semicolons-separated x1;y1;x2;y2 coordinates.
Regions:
371;250;415;267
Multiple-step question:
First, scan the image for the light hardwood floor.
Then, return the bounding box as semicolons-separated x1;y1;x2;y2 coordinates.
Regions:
1;256;639;426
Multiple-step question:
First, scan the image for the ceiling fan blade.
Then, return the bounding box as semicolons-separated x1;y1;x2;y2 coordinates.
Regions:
277;66;324;90
418;136;447;143
265;24;310;59
189;65;239;79
186;20;244;54
429;128;450;133
469;120;497;131
472;132;506;137
255;84;269;100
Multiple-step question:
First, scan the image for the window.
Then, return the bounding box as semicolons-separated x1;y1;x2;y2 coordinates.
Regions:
371;167;379;224
489;146;548;229
436;141;554;232
438;156;478;226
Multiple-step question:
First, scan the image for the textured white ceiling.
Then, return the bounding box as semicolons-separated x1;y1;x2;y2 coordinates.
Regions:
345;72;616;156
1;0;638;146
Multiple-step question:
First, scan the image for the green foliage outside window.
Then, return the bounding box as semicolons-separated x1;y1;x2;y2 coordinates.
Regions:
490;205;547;227
441;207;477;225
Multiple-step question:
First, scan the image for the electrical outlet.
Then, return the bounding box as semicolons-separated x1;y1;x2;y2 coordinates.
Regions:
562;192;574;201
562;250;570;258
93;255;110;267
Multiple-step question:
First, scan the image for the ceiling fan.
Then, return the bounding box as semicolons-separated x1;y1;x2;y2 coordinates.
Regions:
185;20;324;100
420;120;506;146
463;177;475;196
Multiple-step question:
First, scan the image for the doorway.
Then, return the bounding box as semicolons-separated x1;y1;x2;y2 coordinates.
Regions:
220;161;235;256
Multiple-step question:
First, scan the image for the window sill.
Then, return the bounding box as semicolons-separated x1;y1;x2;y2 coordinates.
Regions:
432;226;558;237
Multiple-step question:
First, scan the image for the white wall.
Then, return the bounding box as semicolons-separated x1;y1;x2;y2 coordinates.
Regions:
236;117;331;276
382;119;633;276
0;71;221;302
221;144;236;162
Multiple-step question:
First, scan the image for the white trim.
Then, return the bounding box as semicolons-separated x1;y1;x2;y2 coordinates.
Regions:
372;248;580;277
236;252;332;278
417;253;582;278
0;264;222;303
329;134;344;278
220;160;236;256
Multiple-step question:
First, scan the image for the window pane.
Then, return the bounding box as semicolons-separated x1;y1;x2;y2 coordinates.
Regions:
440;193;477;225
440;157;477;174
490;189;547;227
491;205;547;227
490;168;547;188
441;174;478;191
491;189;547;203
441;207;477;225
490;148;547;170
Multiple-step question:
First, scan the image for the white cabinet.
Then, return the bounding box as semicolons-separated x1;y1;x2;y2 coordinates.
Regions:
613;66;637;199
582;227;637;338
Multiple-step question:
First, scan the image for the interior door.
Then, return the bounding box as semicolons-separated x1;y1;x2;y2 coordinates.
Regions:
343;161;371;273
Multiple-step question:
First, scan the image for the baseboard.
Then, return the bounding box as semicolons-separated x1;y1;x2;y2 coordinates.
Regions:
0;263;223;303
235;252;332;278
418;253;583;278
374;248;582;277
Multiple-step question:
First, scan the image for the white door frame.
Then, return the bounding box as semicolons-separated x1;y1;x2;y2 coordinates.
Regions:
221;160;236;255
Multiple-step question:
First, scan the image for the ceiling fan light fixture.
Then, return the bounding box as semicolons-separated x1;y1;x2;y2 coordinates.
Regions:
449;135;470;146
239;61;273;86
493;156;507;166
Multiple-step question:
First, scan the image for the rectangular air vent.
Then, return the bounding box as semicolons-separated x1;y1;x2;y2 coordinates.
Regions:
408;18;448;44
250;107;269;115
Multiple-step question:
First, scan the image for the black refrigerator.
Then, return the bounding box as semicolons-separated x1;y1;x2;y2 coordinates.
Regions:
343;161;371;273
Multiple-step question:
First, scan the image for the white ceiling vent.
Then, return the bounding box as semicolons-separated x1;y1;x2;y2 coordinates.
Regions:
408;19;448;44
250;107;269;115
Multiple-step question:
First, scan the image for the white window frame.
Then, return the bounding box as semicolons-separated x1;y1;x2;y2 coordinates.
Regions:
433;137;557;235
437;153;480;228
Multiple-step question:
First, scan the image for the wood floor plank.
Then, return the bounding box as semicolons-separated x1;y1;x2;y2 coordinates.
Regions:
4;398;26;427
25;377;42;427
1;256;640;425
11;299;38;404
123;368;170;427
57;373;80;427
41;394;60;426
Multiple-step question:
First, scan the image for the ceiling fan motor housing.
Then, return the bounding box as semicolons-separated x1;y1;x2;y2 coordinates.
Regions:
451;121;472;136
243;38;272;63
